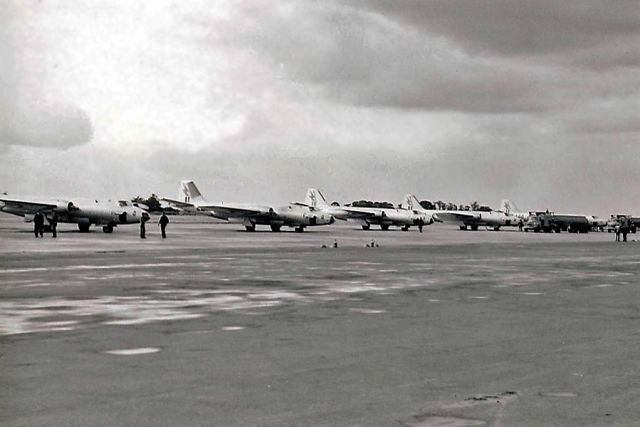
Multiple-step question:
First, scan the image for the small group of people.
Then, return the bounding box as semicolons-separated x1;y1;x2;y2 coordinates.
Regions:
33;211;58;238
140;211;169;239
614;218;631;242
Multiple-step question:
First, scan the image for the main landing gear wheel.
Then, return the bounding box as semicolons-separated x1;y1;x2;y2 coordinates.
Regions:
270;225;281;232
245;225;256;232
380;224;390;231
102;225;114;233
361;224;370;230
78;223;91;232
459;225;468;231
401;226;410;231
295;226;305;233
470;225;479;231
493;226;500;231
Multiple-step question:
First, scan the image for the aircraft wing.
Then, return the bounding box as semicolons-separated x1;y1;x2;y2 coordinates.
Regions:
199;204;269;220
340;207;380;219
434;211;481;223
161;197;195;209
0;197;57;214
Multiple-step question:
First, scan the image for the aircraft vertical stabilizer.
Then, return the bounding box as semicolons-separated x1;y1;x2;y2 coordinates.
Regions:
305;189;331;210
500;199;520;215
178;180;207;205
402;194;426;212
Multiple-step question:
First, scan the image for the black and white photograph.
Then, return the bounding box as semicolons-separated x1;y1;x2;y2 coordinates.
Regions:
1;1;639;425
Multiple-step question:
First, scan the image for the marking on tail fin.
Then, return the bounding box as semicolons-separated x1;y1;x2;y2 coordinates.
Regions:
308;190;317;208
306;189;329;210
501;199;519;215
178;180;205;205
403;194;423;211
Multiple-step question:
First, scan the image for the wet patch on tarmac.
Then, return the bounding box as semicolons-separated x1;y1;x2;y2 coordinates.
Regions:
400;415;487;426
348;308;386;314
401;391;519;427
539;391;578;398
104;347;161;355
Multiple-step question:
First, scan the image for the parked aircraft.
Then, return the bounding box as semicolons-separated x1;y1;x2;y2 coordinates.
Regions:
499;200;530;221
303;190;433;231
0;196;149;233
162;181;334;232
434;200;521;231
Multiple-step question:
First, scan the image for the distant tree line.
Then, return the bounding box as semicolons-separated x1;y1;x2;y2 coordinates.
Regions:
350;200;395;209
427;200;492;211
347;199;493;211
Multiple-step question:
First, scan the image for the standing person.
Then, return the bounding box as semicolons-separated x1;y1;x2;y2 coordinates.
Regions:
518;220;524;232
615;223;621;242
140;214;147;239
49;213;58;238
33;210;44;238
622;218;629;243
158;211;169;239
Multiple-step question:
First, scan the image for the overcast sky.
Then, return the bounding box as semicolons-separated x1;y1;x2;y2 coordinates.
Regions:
1;1;638;215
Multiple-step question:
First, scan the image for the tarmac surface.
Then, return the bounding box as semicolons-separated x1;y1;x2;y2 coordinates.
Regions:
1;214;639;426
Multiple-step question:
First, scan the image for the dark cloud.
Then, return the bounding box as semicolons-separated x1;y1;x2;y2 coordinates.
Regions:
227;1;639;116
350;0;640;59
230;3;551;113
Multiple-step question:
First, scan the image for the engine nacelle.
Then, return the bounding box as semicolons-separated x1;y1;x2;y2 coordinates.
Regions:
56;200;79;213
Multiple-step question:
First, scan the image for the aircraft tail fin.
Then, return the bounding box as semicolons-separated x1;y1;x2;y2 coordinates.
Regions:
178;180;206;205
402;194;426;212
305;189;331;210
500;199;520;215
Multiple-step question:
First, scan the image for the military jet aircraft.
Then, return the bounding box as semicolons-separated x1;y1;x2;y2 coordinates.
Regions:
303;189;433;231
162;180;335;232
432;199;521;231
0;196;149;233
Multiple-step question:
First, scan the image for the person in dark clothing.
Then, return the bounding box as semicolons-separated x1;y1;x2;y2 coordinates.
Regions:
49;213;58;238
158;212;169;238
140;215;147;239
33;211;44;238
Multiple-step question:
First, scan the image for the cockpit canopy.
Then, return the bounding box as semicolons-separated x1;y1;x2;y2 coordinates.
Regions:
118;200;131;207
